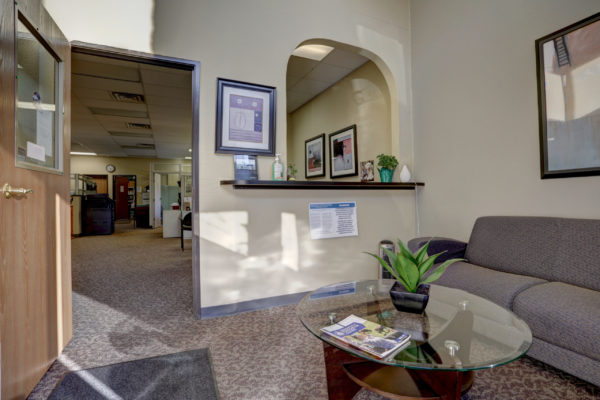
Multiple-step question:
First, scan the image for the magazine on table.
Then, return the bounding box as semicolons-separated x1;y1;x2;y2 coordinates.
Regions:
321;314;411;359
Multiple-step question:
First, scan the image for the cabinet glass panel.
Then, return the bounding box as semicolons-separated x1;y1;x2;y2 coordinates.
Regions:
16;18;63;172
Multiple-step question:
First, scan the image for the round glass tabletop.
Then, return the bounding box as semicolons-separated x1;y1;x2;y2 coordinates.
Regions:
297;280;532;372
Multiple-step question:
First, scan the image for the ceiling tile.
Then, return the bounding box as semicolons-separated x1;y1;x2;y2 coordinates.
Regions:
287;55;318;76
290;78;332;95
305;63;352;83
72;60;140;82
140;69;191;88
322;49;369;70
143;84;191;99
71;53;192;159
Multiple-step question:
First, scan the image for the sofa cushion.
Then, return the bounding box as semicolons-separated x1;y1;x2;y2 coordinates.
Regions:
465;216;600;291
465;216;560;281
552;218;600;292
513;282;600;362
433;261;546;309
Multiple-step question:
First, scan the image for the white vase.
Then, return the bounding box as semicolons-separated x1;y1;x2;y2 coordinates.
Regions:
399;165;411;182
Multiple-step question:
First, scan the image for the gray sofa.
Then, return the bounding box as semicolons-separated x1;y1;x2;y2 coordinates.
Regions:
408;216;600;387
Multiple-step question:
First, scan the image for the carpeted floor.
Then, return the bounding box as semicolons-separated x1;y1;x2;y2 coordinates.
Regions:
29;223;599;399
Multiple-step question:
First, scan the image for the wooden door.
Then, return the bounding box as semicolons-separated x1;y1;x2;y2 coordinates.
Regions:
114;176;130;219
88;174;108;194
0;1;72;398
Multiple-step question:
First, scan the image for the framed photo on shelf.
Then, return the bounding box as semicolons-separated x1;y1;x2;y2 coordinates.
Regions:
329;125;357;178
215;78;276;156
360;160;374;182
305;133;326;178
536;12;600;178
233;154;258;180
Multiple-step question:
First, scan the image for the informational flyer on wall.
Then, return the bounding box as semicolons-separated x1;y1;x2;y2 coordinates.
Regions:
309;201;358;240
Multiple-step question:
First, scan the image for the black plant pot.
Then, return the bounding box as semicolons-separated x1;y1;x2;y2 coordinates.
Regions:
389;282;430;314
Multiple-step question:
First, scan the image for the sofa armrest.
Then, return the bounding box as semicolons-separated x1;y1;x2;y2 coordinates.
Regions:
407;237;468;263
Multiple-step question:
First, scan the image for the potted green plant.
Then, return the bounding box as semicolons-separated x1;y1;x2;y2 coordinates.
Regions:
366;240;463;313
376;154;399;182
287;163;298;180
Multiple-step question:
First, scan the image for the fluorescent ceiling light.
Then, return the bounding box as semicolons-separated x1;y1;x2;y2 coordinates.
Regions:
292;45;334;61
70;151;97;156
184;156;192;160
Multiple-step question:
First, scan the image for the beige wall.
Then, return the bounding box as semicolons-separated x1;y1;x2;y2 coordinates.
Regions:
71;155;189;205
411;0;600;240
288;61;393;181
46;0;415;308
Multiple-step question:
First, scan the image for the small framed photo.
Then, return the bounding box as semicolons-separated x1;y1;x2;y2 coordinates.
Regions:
215;78;276;156
233;154;258;180
329;125;358;178
360;160;374;182
305;133;326;178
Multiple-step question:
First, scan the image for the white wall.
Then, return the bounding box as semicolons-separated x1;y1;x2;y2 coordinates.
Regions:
46;0;415;308
43;0;154;53
288;61;393;181
412;0;600;240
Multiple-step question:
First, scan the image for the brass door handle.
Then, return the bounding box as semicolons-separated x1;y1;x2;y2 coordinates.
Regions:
2;183;33;199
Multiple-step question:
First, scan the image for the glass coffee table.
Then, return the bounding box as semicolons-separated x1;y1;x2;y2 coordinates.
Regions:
298;280;532;400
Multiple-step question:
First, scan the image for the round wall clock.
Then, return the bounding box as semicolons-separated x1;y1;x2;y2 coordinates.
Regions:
106;164;116;173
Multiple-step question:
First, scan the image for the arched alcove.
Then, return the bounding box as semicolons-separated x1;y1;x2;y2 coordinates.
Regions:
285;39;402;181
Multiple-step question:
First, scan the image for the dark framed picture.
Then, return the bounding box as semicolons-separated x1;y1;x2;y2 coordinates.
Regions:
215;78;276;156
233;154;258;180
305;133;326;178
536;12;600;179
329;125;357;178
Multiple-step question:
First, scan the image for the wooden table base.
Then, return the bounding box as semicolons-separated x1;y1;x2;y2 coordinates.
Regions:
324;344;474;400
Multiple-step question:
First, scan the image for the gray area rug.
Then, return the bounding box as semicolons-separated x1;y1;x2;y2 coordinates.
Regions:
48;349;218;400
28;223;600;399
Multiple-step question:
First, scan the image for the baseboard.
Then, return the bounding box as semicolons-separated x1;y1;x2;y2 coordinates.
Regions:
199;291;310;319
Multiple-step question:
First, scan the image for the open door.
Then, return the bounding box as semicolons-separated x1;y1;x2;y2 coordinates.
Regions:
0;1;72;398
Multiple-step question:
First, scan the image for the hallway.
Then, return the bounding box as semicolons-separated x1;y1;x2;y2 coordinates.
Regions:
28;225;327;399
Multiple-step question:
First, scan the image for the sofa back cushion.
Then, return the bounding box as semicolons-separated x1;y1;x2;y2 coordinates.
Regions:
465;216;600;291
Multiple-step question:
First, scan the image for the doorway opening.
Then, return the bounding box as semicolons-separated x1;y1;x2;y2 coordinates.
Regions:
68;43;201;331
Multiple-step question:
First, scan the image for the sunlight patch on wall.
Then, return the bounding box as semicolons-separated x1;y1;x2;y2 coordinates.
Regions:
200;211;249;255
281;212;299;271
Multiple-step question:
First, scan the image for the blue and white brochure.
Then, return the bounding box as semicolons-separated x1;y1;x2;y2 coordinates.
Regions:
321;314;411;359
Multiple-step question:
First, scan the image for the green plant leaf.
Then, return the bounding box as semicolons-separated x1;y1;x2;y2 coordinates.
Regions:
421;258;464;285
384;248;411;289
393;253;419;292
403;261;420;292
365;252;402;282
415;241;430;264
397;240;418;265
418;251;445;276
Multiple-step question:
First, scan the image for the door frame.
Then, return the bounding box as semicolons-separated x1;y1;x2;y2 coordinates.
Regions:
70;42;202;317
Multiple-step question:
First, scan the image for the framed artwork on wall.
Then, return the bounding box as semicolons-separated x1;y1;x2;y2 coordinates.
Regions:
329;125;357;178
215;78;276;156
305;133;326;178
536;12;600;179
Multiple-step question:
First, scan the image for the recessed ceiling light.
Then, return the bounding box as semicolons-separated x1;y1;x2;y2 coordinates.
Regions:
70;151;97;156
292;44;334;61
188;148;192;152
